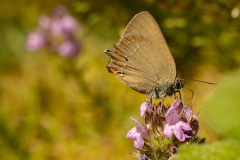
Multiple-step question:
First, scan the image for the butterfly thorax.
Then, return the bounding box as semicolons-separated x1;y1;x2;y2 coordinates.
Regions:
151;79;183;99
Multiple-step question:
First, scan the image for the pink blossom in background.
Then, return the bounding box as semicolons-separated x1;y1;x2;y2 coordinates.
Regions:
38;15;51;31
58;39;80;57
26;4;82;57
61;15;78;33
26;31;46;51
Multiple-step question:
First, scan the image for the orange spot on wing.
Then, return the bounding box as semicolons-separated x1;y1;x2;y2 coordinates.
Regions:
122;39;136;49
127;39;136;45
116;51;121;56
109;67;117;73
115;61;120;65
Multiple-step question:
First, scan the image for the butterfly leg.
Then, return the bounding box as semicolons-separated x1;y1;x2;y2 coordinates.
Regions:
174;90;182;100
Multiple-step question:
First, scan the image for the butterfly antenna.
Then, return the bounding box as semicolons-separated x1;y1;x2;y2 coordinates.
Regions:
183;87;194;100
180;79;216;85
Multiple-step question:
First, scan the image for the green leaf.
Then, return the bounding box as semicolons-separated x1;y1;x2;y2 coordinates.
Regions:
203;70;240;140
175;140;240;160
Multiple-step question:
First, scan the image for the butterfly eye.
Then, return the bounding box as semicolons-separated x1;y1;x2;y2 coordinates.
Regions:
175;80;183;89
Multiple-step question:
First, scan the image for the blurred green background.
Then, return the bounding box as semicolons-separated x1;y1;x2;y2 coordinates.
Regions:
0;0;239;159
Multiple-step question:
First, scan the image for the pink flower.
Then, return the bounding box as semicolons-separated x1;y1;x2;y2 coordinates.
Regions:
163;100;192;141
61;15;78;33
185;106;198;122
164;121;192;141
26;31;46;51
50;5;78;35
58;40;80;57
26;4;81;57
126;118;148;149
38;15;51;31
140;99;153;117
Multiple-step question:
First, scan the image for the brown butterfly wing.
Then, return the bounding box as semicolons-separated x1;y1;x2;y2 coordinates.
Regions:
120;11;176;82
106;11;176;95
106;34;169;94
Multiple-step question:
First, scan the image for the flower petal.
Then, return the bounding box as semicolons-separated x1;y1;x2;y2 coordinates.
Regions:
139;154;148;160
140;102;147;117
177;121;192;131
134;135;145;149
166;109;179;125
58;40;79;57
167;100;181;114
126;127;138;140
167;100;184;117
62;15;78;33
140;99;153;117
185;107;198;121
174;121;192;141
26;31;46;51
173;125;185;141
38;15;51;31
164;124;174;138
